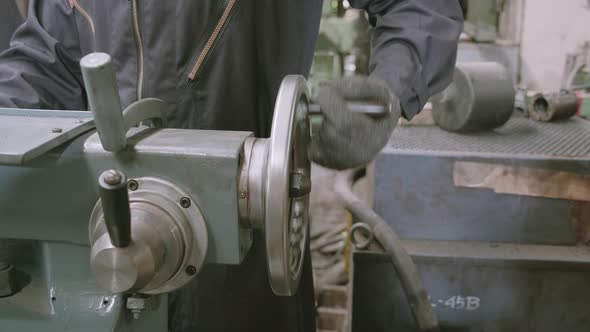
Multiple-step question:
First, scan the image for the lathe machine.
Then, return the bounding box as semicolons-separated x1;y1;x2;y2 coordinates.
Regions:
0;52;318;331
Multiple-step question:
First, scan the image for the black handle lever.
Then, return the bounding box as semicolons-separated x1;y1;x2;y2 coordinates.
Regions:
98;169;131;248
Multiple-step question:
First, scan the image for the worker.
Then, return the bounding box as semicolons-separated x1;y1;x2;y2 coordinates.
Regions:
0;1;463;331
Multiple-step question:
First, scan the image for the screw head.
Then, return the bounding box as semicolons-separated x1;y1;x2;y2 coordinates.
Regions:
185;265;197;276
52;128;63;133
180;197;191;208
127;180;139;191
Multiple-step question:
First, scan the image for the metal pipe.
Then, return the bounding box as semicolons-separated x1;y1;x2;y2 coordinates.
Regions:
334;170;440;332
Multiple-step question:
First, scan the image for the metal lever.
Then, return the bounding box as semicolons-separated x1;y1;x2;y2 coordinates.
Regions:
80;53;127;152
98;170;131;248
308;101;390;118
308;101;390;137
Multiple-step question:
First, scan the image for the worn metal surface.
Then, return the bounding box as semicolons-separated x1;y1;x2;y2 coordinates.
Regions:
0;127;250;265
383;114;590;163
377;115;590;244
84;128;249;265
353;247;590;332
528;91;579;122
0;109;93;165
375;154;579;245
0;241;167;331
369;116;590;331
432;62;515;133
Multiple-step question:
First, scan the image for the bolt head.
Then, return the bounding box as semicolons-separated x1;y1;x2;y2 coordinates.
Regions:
127;180;139;191
180;197;191;208
289;173;311;198
102;170;123;186
185;265;197;276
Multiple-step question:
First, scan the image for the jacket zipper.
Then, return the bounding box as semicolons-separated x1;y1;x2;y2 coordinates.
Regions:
188;0;238;81
131;0;144;100
69;0;95;35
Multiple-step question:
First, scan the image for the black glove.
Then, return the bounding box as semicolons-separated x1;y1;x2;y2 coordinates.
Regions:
309;77;401;170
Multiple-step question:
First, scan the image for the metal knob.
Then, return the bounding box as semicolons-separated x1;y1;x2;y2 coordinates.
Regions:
98;170;131;248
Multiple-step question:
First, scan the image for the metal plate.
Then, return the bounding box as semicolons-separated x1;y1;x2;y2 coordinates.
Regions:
265;75;311;296
385;114;590;161
352;243;590;332
0;108;94;165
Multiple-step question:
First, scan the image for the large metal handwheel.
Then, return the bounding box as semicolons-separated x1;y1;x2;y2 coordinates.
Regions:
265;76;312;296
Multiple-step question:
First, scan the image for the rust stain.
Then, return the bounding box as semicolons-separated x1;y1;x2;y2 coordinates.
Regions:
572;201;590;245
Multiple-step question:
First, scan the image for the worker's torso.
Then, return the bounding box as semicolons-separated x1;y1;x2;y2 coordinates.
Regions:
71;0;322;135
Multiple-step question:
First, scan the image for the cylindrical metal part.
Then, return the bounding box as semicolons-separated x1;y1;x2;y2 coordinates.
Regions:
528;92;579;122
90;202;182;293
80;52;127;152
98;170;131;248
432;62;515;133
238;137;268;230
308;101;390;136
308;102;389;117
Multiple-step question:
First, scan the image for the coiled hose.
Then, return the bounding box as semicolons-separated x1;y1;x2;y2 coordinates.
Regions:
334;169;440;332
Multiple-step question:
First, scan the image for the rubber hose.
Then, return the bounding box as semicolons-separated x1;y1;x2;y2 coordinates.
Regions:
334;170;440;332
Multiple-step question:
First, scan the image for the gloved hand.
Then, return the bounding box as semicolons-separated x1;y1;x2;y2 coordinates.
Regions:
309;77;401;170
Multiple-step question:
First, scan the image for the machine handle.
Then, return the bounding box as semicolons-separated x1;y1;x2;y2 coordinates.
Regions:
308;101;389;118
98;170;132;248
80;53;127;152
308;101;390;137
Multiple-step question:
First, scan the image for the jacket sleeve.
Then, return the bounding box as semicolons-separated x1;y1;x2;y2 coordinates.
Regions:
0;0;86;110
349;0;463;118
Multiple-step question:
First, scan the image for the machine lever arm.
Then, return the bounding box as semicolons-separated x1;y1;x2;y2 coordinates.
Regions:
80;53;127;152
308;101;389;118
98;170;132;248
307;101;390;137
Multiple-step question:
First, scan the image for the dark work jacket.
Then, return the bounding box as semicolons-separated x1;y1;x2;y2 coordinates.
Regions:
0;1;23;51
0;0;463;133
0;1;462;331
